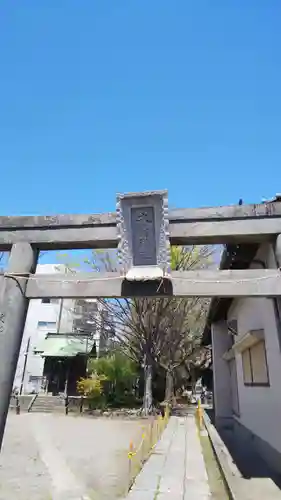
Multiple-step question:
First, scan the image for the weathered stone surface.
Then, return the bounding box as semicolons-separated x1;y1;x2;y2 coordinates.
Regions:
0;243;37;450
25;268;281;299
131;206;157;266
1;200;281;250
1;199;281;252
116;190;171;277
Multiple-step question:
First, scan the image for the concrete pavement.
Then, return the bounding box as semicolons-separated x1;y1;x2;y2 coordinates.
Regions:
125;414;211;500
0;413;143;500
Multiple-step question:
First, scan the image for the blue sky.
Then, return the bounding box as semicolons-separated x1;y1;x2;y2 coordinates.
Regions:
0;0;280;219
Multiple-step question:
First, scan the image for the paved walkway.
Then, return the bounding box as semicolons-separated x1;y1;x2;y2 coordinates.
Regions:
0;413;143;500
126;414;211;499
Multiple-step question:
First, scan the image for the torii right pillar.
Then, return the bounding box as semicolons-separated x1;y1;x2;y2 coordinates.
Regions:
275;234;281;272
274;234;281;339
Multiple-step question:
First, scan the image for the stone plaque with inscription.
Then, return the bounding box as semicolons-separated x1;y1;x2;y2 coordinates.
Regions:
131;206;157;266
116;191;171;280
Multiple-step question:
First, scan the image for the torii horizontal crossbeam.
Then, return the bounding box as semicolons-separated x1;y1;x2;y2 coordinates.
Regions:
18;268;281;298
0;201;281;250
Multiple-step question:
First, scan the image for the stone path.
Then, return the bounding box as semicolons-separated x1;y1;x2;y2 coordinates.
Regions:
0;413;143;500
126;414;211;499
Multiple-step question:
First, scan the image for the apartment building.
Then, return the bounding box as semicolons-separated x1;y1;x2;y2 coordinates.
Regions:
14;264;108;394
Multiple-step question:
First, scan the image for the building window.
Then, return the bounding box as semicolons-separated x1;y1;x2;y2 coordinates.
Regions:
37;321;56;329
242;340;269;386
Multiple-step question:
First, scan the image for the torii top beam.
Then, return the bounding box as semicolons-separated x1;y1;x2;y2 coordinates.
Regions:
0;197;281;250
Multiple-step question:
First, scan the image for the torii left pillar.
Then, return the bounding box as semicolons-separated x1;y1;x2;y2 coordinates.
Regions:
0;243;37;450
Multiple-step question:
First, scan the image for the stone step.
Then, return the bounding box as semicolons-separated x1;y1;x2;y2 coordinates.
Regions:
36;397;65;402
32;406;65;411
32;406;65;410
31;407;65;413
35;401;65;406
30;395;66;413
35;398;64;403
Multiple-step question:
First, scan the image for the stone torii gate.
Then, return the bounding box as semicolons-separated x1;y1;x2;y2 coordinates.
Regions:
1;190;281;449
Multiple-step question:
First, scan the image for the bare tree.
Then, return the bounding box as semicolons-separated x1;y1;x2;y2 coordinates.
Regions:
60;244;214;414
152;296;210;403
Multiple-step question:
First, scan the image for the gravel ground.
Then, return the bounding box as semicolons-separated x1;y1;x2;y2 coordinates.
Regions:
0;413;143;500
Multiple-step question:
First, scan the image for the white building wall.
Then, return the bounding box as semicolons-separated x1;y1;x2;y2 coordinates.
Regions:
227;243;281;454
14;264;105;393
14;264;75;394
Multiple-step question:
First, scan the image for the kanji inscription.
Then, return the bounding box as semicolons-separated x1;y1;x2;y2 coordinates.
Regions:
116;190;171;277
131;206;157;266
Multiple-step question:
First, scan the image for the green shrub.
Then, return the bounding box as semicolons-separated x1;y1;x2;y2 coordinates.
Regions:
88;353;138;408
77;373;107;408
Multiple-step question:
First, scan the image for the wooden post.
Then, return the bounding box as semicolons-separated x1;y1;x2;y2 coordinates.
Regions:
80;396;84;414
0;243;37;451
19;336;31;395
16;395;20;415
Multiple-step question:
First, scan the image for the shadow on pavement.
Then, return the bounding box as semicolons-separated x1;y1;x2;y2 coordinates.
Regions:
205;409;281;491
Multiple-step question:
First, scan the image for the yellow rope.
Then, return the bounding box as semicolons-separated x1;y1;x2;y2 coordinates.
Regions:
128;409;170;460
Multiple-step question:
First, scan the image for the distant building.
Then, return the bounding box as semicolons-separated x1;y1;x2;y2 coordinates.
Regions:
14;264;112;395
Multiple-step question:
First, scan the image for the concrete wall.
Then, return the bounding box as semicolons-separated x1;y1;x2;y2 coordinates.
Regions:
226;243;281;460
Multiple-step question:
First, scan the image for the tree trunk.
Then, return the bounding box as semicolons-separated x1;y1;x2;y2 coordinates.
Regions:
165;370;174;403
190;368;197;394
143;357;153;415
